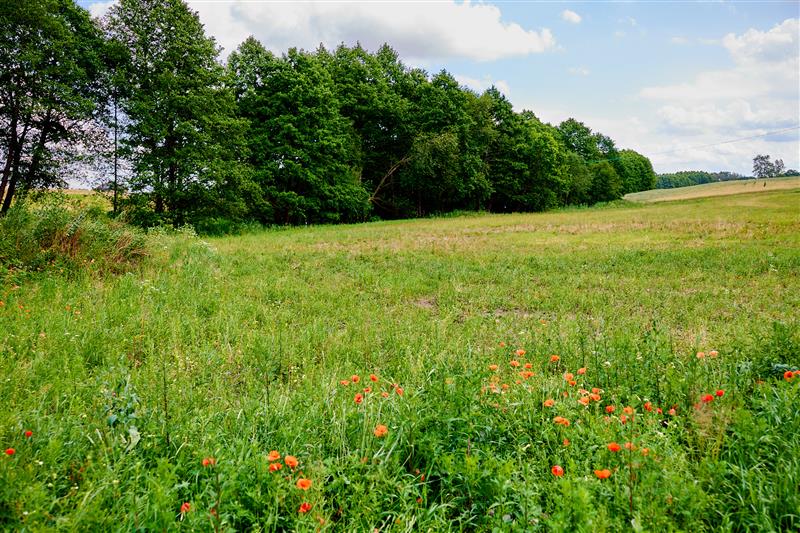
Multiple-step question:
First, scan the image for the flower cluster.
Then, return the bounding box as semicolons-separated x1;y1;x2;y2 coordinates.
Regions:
339;373;404;402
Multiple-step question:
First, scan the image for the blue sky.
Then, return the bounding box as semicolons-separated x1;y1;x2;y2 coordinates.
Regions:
82;1;800;175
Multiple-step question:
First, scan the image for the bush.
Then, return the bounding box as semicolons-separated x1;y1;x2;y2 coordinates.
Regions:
0;203;147;277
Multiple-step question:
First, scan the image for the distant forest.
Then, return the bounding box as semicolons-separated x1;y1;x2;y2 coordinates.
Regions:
1;0;659;229
657;168;800;189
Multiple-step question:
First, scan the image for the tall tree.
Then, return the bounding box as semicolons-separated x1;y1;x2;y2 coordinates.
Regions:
106;0;249;226
228;40;369;224
617;149;656;193
0;0;106;213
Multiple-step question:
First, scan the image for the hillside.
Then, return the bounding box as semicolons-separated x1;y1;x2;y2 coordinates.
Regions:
625;176;800;203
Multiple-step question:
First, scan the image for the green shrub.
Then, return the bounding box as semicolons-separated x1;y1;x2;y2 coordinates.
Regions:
0;203;147;277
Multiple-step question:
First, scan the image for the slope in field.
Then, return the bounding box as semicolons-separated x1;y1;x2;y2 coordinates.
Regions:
625;176;800;203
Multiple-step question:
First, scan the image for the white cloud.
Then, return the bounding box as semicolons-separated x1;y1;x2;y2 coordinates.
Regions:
454;74;510;96
180;1;556;62
88;0;115;18
633;18;800;172
561;10;582;24
568;66;590;76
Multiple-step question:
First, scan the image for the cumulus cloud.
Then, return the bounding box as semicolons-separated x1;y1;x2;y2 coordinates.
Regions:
175;1;556;62
561;10;582;24
636;19;800;171
88;0;114;18
454;74;510;96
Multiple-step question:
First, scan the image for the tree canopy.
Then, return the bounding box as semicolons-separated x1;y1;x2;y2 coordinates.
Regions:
1;0;662;227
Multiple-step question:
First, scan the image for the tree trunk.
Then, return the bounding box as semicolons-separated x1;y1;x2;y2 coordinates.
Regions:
0;151;11;207
26;109;53;185
1;119;30;214
0;112;18;210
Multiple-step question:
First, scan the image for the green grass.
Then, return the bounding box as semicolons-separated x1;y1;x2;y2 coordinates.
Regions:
624;176;800;203
1;190;799;531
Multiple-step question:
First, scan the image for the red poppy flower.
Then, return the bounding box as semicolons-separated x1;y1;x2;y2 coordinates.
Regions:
543;398;555;407
180;502;191;514
202;457;216;467
667;408;676;416
550;355;560;363
594;469;612;479
381;391;389;398
267;450;281;462
510;360;520;368
370;374;378;382
351;375;360;383
374;424;388;438
605;405;615;414
488;364;498;371
784;371;794;381
296;478;312;490
702;394;714;403
643;402;653;412
363;387;372;393
607;442;621;452
269;462;283;472
715;389;724;397
515;349;526;356
339;380;350;386
24;430;32;438
5;448;14;456
564;372;574;381
285;455;299;469
553;416;570;426
624;442;635;451
551;465;564;477
577;367;587;375
395;387;404;396
524;362;533;369
354;393;364;404
298;502;312;513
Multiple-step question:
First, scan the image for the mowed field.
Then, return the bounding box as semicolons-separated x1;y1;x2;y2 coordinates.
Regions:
1;189;799;531
624;175;800;203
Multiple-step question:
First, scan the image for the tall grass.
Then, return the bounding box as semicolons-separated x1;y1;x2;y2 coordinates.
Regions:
0;190;798;530
0;201;147;280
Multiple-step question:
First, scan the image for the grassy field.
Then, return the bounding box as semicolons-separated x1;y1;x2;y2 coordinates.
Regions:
1;189;799;531
624;176;800;203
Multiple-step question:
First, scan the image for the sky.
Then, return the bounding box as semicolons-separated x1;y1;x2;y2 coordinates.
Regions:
81;0;800;175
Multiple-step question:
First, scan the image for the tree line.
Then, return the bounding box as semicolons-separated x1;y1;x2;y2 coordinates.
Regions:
1;0;658;228
657;155;799;189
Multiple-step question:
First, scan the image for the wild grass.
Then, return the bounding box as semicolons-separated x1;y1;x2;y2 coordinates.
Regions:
1;189;799;531
624;176;800;203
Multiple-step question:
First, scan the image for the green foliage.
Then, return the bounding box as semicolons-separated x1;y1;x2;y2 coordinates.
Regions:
107;0;252;227
656;171;745;189
0;202;146;278
228;41;370;224
617;149;657;194
589;161;623;203
0;0;107;212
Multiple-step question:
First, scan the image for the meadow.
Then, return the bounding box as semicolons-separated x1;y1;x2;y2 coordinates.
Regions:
1;188;799;531
624;176;800;203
